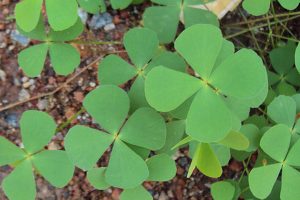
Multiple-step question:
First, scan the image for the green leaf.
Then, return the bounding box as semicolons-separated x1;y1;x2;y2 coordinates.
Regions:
87;168;110;190
211;49;268;107
276;81;296;96
249;163;282;199
296;43;300;73
218;131;249;151
278;0;300;10
214;39;235;69
83;85;129;133
128;76;148;111
175;24;223;78
211;181;235;200
172;136;194;150
64;125;114;170
128;144;150;160
20;110;56;154
146;154;176;181
98;55;136;85
119;107;166;150
186;88;232;143
225;97;250;121
212;144;231;166
292;94;300;112
0;137;25;166
45;0;78;31
120;186;152;200
285;139;300;167
49;43;80;75
48;19;84;42
110;0;132;9
143;6;180;43
195;143;222;178
269;41;296;75
17;16;46;41
145;66;201;112
124;28;159;68
15;0;43;32
286;68;300;87
260;124;291;162
32;150;74;187
183;6;219;28
2;160;36;200
240;124;261;152
242;0;271;16
151;0;181;5
146;51;186;73
281;165;300;200
77;0;101;13
267;95;296;128
157;120;185;154
18;44;48;77
105;139;149;189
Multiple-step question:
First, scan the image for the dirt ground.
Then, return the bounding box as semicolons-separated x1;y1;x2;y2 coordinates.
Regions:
1;1;298;199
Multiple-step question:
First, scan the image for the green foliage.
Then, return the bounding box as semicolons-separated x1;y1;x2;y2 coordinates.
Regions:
6;0;300;199
17;18;82;77
99;28;186;110
296;43;300;73
0;110;74;200
146;24;267;142
65;85;167;189
267;42;300;101
243;0;300;16
143;0;219;43
249;96;300;199
211;181;237;200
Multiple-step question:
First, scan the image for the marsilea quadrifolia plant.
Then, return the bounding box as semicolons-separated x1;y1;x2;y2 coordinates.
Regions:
145;24;268;177
17;17;83;77
64;85;176;199
15;0;144;32
0;111;74;200
3;0;300;198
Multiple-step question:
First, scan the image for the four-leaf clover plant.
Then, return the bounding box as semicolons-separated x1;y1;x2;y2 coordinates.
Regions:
65;85;167;189
17;17;83;77
0;110;75;200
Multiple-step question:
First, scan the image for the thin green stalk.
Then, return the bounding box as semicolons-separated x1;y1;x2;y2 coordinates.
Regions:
56;107;86;132
226;11;300;26
258;31;300;43
238;156;252;184
225;15;300;39
239;10;266;64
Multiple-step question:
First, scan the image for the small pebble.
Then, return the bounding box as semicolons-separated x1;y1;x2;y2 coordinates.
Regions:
89;82;96;87
37;99;49;110
10;30;30;46
78;8;88;24
0;69;6;81
18;89;30;101
104;23;116;32
88;13;113;30
5;113;19;128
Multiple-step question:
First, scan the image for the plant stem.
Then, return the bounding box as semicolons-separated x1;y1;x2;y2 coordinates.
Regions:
56;107;86;132
238;156;252;184
226;11;300;26
71;39;122;45
225;15;300;39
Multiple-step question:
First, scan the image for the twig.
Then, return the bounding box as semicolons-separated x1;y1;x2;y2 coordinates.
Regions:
0;51;123;113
